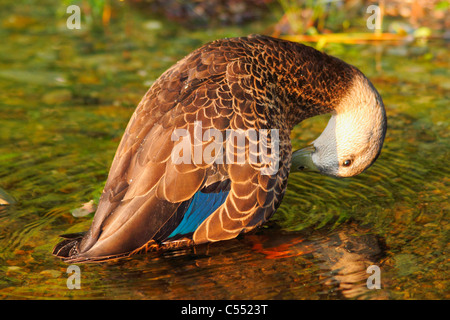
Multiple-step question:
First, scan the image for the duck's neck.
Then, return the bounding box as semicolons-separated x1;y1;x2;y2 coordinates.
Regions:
253;38;358;129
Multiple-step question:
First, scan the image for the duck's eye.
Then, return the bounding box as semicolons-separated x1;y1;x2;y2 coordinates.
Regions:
343;159;352;167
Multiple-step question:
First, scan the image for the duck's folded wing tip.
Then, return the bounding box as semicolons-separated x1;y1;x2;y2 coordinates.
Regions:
52;234;83;260
52;237;126;263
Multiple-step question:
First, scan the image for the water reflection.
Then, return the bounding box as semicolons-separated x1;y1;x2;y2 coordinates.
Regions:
245;221;389;299
309;223;388;299
89;221;388;300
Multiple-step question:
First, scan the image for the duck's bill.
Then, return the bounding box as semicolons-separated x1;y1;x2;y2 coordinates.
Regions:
291;145;319;173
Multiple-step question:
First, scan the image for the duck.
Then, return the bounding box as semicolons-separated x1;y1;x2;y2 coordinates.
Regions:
53;34;387;262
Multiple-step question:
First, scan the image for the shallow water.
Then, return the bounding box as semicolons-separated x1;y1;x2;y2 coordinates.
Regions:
0;1;448;299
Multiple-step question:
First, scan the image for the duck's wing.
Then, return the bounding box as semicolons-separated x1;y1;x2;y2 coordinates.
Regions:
53;37;292;262
67;78;218;260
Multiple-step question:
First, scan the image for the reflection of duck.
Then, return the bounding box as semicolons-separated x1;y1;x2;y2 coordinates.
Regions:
98;222;388;299
53;35;386;262
311;224;388;299
245;221;389;299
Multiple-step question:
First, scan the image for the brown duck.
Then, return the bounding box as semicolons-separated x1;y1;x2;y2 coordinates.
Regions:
53;35;387;262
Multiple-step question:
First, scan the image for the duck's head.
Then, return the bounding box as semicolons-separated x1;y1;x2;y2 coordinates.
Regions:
292;74;387;178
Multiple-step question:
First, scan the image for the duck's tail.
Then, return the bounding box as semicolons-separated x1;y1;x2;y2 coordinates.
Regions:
52;232;85;261
53;233;128;263
52;232;165;263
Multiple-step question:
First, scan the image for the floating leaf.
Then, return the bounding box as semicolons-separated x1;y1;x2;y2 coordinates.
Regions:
0;187;16;206
71;200;97;217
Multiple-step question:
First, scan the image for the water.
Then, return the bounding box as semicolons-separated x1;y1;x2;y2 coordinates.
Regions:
0;1;448;299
